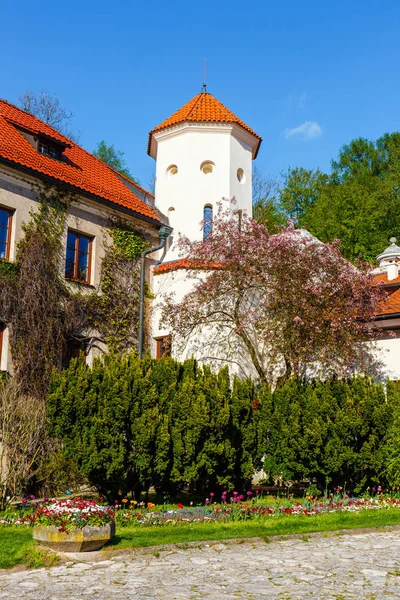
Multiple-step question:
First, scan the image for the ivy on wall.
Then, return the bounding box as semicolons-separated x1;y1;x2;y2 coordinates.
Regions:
0;188;149;396
94;223;149;353
0;185;74;397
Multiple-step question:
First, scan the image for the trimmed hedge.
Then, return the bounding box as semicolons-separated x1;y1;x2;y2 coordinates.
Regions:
47;354;400;500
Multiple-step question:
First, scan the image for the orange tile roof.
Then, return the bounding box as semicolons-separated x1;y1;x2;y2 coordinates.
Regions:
0;99;159;223
377;288;400;316
153;258;223;275
148;92;262;157
373;272;400;286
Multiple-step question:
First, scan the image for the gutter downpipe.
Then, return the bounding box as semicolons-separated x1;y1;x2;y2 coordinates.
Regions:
138;225;172;358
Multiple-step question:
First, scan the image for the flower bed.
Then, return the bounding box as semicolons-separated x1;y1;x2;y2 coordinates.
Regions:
112;491;400;528
2;492;400;529
33;499;115;533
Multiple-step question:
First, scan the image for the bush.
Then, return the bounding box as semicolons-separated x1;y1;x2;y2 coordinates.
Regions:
259;377;391;491
47;354;261;501
47;355;400;499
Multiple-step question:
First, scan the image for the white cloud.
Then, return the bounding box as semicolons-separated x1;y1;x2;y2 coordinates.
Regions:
284;121;322;141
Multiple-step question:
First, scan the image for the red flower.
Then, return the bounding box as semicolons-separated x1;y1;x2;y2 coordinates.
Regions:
177;503;183;509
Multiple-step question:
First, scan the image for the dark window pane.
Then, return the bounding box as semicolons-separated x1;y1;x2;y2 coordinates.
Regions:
0;242;6;260
0;209;9;228
65;243;76;278
0;228;7;246
79;236;90;254
77;264;88;281
67;231;77;249
203;205;213;240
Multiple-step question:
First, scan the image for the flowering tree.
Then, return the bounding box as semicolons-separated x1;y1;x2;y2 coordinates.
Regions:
160;204;386;386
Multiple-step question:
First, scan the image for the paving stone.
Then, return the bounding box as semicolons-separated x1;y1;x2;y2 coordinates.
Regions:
1;529;400;598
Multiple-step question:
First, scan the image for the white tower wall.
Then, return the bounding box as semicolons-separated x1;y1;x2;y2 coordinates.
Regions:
153;123;255;260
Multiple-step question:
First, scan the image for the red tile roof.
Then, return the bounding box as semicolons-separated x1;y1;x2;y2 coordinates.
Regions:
373;272;400;286
376;288;400;316
372;272;400;316
0;99;159;223
153;258;223;275
148;92;262;157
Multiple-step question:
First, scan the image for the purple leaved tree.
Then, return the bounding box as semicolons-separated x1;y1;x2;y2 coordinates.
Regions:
160;204;386;387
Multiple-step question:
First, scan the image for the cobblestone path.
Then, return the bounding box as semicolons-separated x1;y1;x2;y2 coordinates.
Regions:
1;529;400;599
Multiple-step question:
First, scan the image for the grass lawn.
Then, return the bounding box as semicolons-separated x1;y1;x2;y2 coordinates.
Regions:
2;508;400;570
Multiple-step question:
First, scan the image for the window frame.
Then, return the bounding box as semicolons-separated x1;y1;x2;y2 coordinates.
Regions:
0;207;13;261
155;335;172;359
0;324;3;361
65;230;93;284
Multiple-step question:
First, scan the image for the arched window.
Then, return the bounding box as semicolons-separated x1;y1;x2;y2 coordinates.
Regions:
203;205;213;240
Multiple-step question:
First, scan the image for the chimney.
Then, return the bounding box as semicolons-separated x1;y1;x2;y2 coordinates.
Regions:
377;237;400;281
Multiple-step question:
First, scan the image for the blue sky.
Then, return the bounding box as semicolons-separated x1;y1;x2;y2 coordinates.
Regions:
2;0;400;189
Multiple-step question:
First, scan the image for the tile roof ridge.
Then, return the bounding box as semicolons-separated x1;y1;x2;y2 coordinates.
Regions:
185;92;204;120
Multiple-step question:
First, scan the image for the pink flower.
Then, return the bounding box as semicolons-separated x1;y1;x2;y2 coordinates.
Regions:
205;498;210;505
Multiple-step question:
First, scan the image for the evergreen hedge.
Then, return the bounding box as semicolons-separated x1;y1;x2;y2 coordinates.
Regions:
47;354;400;500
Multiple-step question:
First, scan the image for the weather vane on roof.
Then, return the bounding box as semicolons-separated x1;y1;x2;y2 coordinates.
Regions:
202;58;207;93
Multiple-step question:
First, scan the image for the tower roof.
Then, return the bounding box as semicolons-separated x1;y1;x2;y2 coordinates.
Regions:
148;92;262;158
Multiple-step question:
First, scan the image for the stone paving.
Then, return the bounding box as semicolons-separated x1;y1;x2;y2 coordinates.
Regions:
1;529;400;599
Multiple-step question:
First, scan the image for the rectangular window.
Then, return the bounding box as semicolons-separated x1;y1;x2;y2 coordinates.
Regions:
38;141;61;159
0;208;12;260
155;335;171;359
65;231;92;283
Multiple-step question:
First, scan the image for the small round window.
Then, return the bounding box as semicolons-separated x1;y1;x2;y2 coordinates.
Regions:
200;161;215;175
237;168;245;183
167;164;178;177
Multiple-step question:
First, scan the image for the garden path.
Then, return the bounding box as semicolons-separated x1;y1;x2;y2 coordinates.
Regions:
1;528;400;599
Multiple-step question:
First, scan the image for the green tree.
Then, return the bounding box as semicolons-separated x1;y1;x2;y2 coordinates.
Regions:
93;141;139;183
282;133;400;262
279;167;328;225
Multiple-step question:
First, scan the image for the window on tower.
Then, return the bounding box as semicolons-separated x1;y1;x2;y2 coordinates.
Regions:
200;161;215;175
203;205;213;240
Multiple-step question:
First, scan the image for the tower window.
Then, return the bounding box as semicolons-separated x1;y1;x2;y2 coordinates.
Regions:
237;168;246;183
166;164;178;177
203;205;213;240
201;161;215;175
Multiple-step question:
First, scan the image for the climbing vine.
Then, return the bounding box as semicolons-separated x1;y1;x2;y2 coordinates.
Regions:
95;223;149;353
0;193;149;394
0;185;78;397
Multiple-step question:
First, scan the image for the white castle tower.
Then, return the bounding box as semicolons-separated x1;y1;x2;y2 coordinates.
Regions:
148;89;261;261
148;89;262;360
